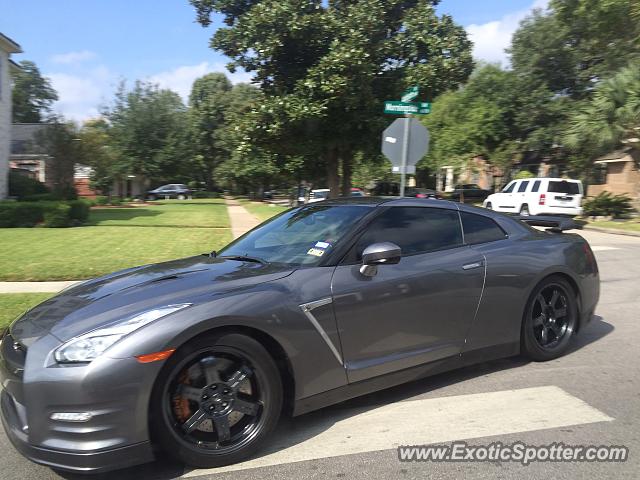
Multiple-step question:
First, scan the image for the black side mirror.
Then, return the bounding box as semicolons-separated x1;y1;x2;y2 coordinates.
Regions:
360;242;402;277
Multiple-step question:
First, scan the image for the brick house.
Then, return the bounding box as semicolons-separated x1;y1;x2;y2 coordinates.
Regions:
0;32;22;199
589;148;640;207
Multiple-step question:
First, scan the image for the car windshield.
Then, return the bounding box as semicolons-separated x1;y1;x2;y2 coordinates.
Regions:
218;205;371;266
312;191;330;199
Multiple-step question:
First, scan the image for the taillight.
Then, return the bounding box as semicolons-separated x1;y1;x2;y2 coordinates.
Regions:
539;194;546;205
416;193;427;198
583;243;598;272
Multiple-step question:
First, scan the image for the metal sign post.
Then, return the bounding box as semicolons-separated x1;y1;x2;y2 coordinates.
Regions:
382;86;431;196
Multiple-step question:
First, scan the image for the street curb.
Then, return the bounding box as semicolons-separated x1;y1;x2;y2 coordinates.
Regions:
582;225;640;238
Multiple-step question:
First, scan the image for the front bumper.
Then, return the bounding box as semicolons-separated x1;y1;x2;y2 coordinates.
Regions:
0;331;158;473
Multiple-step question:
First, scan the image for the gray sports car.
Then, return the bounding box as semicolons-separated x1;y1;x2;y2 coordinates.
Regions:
0;198;599;473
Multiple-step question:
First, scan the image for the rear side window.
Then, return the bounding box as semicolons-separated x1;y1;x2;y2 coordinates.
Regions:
502;182;516;193
548;181;580;195
531;180;541;192
517;181;529;192
460;212;507;245
355;207;463;257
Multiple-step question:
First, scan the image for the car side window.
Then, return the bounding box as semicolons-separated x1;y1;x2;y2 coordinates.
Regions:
531;180;541;192
502;182;516;193
517;181;529;192
354;207;463;259
460;212;507;245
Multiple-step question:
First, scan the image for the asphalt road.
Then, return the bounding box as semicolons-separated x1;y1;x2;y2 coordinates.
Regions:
1;229;638;480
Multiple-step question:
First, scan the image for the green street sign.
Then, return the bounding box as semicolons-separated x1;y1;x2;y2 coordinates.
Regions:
402;87;418;100
384;101;431;115
401;86;419;102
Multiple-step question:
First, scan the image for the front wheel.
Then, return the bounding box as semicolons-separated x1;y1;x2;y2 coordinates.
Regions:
485;202;492;210
521;276;578;361
150;333;283;468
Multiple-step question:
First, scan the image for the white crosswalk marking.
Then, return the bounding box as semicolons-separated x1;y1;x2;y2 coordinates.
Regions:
181;385;613;476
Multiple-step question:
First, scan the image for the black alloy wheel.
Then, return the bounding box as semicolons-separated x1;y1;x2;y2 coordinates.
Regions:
151;333;282;468
521;277;577;361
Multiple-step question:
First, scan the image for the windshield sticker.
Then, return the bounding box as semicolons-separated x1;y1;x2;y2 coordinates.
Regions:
315;241;330;249
307;248;325;257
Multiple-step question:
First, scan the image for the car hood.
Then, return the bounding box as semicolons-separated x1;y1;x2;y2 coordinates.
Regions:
10;256;295;346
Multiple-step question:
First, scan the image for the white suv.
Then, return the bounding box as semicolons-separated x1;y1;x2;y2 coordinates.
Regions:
483;178;583;216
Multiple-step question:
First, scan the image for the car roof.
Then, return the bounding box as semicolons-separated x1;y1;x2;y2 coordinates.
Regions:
510;178;582;182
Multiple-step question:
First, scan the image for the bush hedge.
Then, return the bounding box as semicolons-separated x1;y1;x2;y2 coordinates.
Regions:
0;200;91;228
583;192;634;218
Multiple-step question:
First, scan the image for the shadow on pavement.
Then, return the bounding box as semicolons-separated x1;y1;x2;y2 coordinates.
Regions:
55;315;613;480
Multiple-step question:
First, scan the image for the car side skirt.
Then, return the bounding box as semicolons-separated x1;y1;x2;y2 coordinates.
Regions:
292;341;519;416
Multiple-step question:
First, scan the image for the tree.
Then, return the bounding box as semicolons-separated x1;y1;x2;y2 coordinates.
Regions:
104;81;188;184
78;119;118;196
11;60;58;123
35;117;81;198
191;0;473;197
564;61;640;166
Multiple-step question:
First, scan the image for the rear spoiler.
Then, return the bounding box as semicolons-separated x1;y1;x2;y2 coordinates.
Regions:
518;215;579;233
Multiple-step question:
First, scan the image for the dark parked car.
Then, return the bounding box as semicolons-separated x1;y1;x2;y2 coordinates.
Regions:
1;198;599;473
147;184;192;200
449;184;491;202
405;187;442;199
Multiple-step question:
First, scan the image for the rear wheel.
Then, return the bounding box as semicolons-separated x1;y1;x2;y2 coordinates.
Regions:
520;204;530;216
150;333;283;468
521;276;577;361
177;194;186;200
486;202;492;210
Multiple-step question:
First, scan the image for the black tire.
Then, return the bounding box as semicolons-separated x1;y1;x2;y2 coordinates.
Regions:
486;202;492;210
521;276;578;361
520;204;530;216
150;333;283;468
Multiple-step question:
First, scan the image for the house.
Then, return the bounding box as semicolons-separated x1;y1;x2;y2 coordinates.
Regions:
589;148;640;207
0;32;22;199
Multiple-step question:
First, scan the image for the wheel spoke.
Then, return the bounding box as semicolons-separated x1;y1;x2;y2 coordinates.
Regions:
533;314;545;326
550;322;563;337
177;384;203;403
200;357;221;385
549;289;560;308
535;294;547;309
213;415;231;442
234;398;260;416
183;409;207;434
540;325;548;344
227;366;252;390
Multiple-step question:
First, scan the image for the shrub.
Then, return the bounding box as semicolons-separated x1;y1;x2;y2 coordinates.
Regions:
8;171;49;199
42;203;72;228
94;196;109;205
515;170;535;179
67;200;90;223
20;193;61;202
583;192;634;218
192;191;220;199
0;202;46;227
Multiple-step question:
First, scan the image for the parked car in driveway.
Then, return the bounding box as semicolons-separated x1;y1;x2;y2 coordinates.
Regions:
483;178;584;216
449;184;491;202
1;198;599;473
307;188;330;203
147;184;192;200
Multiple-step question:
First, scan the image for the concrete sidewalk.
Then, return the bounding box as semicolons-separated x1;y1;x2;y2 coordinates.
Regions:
0;281;80;294
225;197;261;239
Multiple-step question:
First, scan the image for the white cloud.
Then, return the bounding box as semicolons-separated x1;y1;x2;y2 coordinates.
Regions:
50;50;97;65
47;66;115;122
147;61;253;101
466;0;549;66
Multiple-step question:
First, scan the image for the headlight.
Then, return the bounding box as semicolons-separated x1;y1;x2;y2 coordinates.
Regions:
54;304;191;363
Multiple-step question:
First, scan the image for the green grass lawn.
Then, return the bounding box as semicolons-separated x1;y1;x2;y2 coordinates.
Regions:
0;200;233;281
237;199;289;221
588;219;640;233
0;293;54;329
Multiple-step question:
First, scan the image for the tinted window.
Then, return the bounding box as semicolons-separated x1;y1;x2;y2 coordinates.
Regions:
355;207;463;257
517;181;529;192
531;180;541;192
502;182;516;193
460;212;507;245
548;181;580;195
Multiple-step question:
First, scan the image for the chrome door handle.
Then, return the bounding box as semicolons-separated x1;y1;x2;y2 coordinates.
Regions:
462;261;484;270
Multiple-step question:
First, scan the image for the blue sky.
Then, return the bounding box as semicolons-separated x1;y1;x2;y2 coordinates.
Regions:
0;0;547;121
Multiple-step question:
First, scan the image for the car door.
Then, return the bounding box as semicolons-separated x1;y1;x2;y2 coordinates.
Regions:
495;181;518;211
330;206;486;383
514;180;530;211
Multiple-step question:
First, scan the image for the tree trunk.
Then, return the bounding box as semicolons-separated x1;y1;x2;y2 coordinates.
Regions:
327;147;340;198
340;151;352;197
